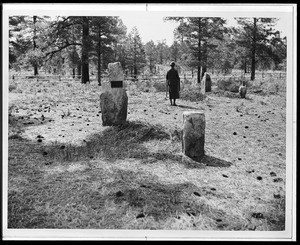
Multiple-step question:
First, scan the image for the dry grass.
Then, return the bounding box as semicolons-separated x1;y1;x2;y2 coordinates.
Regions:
6;75;286;230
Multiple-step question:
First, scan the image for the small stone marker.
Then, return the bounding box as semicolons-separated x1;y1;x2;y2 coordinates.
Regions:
100;62;128;126
182;111;205;162
239;81;247;98
200;72;212;94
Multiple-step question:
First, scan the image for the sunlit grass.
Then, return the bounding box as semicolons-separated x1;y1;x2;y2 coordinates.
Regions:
7;76;286;230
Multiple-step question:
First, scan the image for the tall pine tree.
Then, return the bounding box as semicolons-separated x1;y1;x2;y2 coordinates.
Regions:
166;17;226;83
235;18;284;80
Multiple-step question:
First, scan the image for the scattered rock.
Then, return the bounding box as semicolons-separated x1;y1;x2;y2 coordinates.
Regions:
210;188;216;191
245;126;249;129
257;176;262;180
193;191;201;197
42;151;48;156
136;213;145;219
222;174;229;178
238;158;242;160
37;139;43;143
233;132;237;135
60;145;65;149
186;211;196;216
216;219;222;222
252;212;264;219
273;178;283;183
116;191;124;197
273;194;281;199
270;172;277;177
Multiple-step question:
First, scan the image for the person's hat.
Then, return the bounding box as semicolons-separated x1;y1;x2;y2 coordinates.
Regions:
170;61;175;66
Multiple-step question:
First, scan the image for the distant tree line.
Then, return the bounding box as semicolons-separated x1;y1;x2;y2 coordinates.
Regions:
9;16;287;84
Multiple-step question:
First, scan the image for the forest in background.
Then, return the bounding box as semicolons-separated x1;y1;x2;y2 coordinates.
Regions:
9;16;287;85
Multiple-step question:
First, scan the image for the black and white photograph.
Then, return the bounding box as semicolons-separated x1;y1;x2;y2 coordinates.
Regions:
2;3;296;241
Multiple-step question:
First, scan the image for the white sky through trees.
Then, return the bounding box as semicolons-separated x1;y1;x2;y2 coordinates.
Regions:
119;14;288;46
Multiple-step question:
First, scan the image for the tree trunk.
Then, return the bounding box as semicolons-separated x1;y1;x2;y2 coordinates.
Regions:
201;65;207;78
149;55;153;74
33;16;38;76
77;62;81;79
81;17;89;84
197;17;202;83
250;18;257;81
97;51;101;86
201;42;207;78
97;24;102;86
134;41;137;79
244;57;247;73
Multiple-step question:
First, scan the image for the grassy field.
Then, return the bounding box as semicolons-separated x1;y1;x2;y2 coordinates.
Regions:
7;75;286;231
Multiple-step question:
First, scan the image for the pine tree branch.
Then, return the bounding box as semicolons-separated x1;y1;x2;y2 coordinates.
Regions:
44;42;82;60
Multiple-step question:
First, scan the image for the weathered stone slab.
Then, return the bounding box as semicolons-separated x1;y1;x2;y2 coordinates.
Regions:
204;73;212;92
200;72;212;94
108;62;124;81
182;111;205;162
239;84;247;98
100;62;128;126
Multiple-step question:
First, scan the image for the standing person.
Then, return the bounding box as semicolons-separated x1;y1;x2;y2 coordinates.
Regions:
166;61;180;106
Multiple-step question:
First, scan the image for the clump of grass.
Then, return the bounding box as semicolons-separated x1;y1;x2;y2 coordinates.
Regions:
152;80;166;92
8;134;24;140
248;77;285;95
180;84;206;102
217;77;248;93
44;120;171;162
223;91;241;99
9;84;17;92
60;109;71;118
260;78;286;95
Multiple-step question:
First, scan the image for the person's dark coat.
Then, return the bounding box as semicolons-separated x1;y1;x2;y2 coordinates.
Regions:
166;68;180;99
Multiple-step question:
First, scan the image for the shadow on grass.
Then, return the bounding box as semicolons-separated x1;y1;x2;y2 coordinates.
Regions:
8;119;233;169
176;104;202;110
201;155;232;167
9;119;231;169
107;169;224;223
7;121;284;230
9;113;53;133
7;166;233;229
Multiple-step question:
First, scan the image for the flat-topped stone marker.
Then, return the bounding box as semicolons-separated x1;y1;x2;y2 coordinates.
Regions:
200;72;212;94
100;62;128;126
239;82;247;98
182;111;205;162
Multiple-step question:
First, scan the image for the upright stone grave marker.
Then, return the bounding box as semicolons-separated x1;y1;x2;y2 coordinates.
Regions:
100;62;128;126
239;81;247;98
182;111;205;162
200;72;212;94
